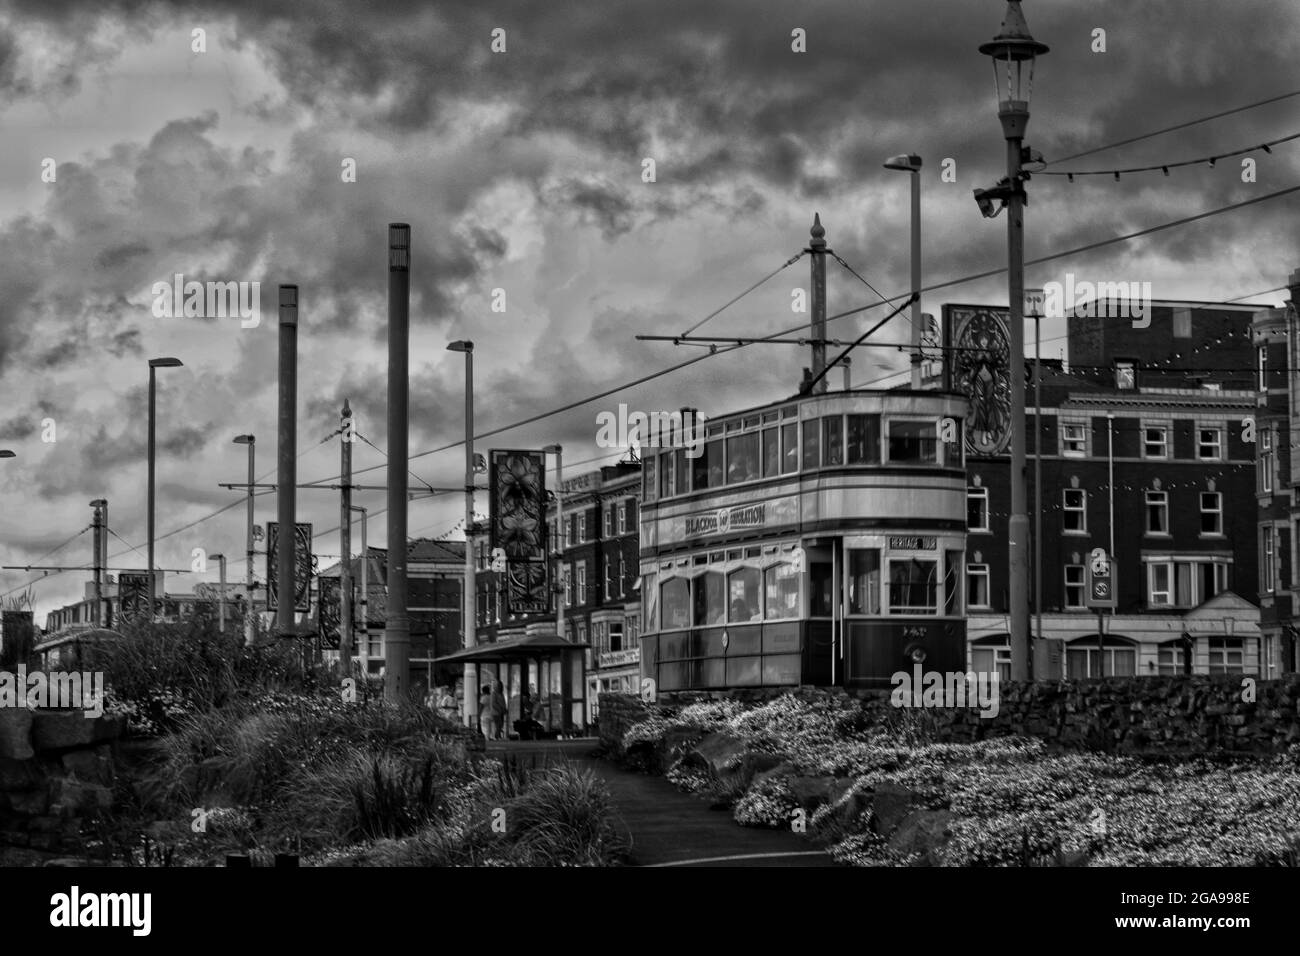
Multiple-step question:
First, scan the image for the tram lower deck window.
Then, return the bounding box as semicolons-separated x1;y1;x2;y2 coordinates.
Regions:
764;563;799;619
848;549;881;614
888;558;938;613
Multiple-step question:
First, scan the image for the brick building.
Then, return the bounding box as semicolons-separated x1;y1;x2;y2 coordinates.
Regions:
954;300;1265;678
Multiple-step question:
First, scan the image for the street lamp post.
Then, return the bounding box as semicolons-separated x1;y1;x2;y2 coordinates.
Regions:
447;341;475;727
979;1;1048;682
232;435;255;644
883;154;923;389
351;505;369;677
147;357;184;622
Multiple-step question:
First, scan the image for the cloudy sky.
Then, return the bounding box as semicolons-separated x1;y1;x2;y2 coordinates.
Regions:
1;0;1297;622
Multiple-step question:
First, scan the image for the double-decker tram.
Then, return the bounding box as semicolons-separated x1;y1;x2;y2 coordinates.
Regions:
638;388;970;693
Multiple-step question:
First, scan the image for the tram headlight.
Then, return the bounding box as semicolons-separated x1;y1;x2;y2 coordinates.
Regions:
906;644;927;665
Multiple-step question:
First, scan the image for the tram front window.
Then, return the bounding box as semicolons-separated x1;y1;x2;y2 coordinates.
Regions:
889;558;938;613
661;578;690;630
888;420;938;464
693;571;726;626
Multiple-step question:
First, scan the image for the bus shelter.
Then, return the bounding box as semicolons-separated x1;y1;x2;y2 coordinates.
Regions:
434;632;589;738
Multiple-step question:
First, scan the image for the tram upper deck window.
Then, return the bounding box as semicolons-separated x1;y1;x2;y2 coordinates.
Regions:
762;426;780;477
802;420;820;469
847;415;881;464
764;563;799;619
660;578;689;630
888;558;938;613
659;451;676;498
888;420;939;464
728;567;762;622
674;448;689;495
692;438;724;490
822;416;844;466
848;549;881;614
644;456;657;502
782;422;798;472
726;431;760;484
692;571;726;626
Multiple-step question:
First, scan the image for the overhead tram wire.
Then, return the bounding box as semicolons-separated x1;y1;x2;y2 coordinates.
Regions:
678;250;807;338
1040;89;1300;168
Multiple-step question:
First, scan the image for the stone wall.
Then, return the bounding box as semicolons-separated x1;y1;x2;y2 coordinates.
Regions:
603;673;1300;756
0;709;126;852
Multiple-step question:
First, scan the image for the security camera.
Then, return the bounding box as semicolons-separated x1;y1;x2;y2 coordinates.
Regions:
973;177;1016;219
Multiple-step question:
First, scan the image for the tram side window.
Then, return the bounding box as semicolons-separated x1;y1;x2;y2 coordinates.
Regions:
889;558;938;613
728;567;762;622
764;563;800;619
726;431;760;484
782;422;799;473
888;420;938;464
848;549;881;614
693;439;724;490
660;451;676;498
660;578;690;630
693;571;726;627
644;456;657;502
822;416;844;466
847;415;881;464
644;573;658;631
762;427;780;477
802;421;820;469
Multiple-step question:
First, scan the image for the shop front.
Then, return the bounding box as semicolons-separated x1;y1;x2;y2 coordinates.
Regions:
639;388;970;693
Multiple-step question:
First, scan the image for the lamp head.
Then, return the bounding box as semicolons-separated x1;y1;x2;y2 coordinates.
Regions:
149;357;183;368
447;340;474;353
233;434;254;445
883;153;923;172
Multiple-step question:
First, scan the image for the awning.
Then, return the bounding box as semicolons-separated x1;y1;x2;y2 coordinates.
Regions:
432;632;590;664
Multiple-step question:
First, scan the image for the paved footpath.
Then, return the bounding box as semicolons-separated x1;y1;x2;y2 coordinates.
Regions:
485;739;833;867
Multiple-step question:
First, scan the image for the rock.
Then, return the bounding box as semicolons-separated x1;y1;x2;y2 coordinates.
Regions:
0;757;41;791
31;712;97;751
787;775;856;813
887;809;954;865
49;779;113;815
751;761;797;790
0;710;34;760
872;781;924;836
61;749;115;785
7;788;49;815
686;731;750;776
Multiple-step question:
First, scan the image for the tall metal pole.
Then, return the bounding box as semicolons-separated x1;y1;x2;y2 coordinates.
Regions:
353;505;369;676
909;170;922;389
555;447;565;641
215;554;227;634
277;285;298;638
456;344;477;728
809;214;828;394
1107;413;1115;559
90;501;103;626
1003;119;1030;682
147;365;157;621
101;500;110;628
1033;310;1042;661
244;438;255;643
340;400;353;676
385;223;412;702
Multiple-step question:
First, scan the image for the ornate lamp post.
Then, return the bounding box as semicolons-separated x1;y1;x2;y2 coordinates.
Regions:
978;1;1048;681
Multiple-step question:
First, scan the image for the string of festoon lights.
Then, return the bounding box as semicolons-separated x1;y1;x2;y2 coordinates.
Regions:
1031;131;1300;181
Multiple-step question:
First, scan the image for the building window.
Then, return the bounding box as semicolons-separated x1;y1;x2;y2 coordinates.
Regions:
617;501;628;535
1115;361;1136;390
604;505;613;538
1258;345;1268;391
1200;492;1223;535
578;513;588;542
1145;490;1169;535
1148;563;1171;606
727;567;762;622
764;563;800;620
1259;429;1274;494
563;564;573;607
1197;427;1222;461
1262;526;1275;593
888;558;938;614
967;487;989;532
1143;425;1168;459
1063;488;1087;533
1067;642;1136;677
618;553;626;597
966;563;990;609
1061;422;1087;456
576;561;587;605
1209;637;1244;676
1064;565;1085;608
970;644;1011;682
1157;644;1187;676
1147;559;1230;608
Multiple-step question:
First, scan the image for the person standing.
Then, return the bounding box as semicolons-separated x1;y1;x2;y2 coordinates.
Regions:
435;684;457;723
478;683;493;738
489;680;508;740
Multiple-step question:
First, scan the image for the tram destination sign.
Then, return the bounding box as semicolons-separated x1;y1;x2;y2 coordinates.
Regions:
670;495;799;544
888;535;936;550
